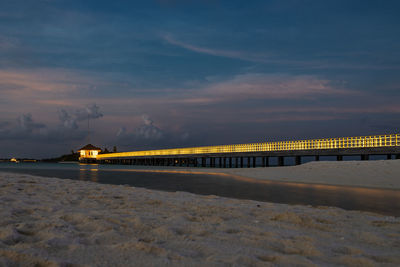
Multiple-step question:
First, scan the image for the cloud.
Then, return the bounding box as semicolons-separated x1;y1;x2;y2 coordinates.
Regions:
175;73;351;105
162;35;400;70
75;104;103;121
0;69;105;113
58;109;78;129
58;104;103;130
0;35;19;50
163;34;272;63
134;114;164;141
115;114;192;150
0;104;103;143
17;113;46;132
0;113;47;140
117;114;165;143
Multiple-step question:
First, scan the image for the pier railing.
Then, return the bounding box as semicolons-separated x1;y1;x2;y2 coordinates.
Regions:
96;134;399;159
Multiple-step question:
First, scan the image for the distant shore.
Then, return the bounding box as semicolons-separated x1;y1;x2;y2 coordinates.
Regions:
1;172;399;266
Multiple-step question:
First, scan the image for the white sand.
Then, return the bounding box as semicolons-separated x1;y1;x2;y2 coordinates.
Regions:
1;172;399;266
128;159;400;189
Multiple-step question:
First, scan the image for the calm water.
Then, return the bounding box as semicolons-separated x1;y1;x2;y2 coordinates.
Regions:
0;162;399;216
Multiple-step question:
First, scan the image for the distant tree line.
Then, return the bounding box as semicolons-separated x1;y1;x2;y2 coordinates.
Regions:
41;151;80;162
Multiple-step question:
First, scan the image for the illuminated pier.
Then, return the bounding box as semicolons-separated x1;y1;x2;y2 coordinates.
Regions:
96;134;400;167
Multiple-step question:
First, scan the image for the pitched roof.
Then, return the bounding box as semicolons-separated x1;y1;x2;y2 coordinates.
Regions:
77;144;102;151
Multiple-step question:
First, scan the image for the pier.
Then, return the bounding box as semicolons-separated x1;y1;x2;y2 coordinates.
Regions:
94;134;400;167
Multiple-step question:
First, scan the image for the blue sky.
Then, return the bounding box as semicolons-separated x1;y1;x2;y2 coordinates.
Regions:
0;0;399;158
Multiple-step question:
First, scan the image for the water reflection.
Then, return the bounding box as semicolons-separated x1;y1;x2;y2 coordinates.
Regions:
0;163;399;216
79;163;99;182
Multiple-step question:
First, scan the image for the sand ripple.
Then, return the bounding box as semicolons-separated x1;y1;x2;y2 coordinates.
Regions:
0;172;399;266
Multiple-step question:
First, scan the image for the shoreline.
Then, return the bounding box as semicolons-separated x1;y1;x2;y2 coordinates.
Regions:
99;159;400;190
3;159;399;190
1;172;400;266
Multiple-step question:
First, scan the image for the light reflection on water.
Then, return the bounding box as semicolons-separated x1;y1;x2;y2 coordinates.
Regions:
79;168;99;182
0;162;399;216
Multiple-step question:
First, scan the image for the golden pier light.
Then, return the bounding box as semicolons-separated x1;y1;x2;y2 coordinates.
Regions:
78;144;102;162
10;158;19;163
96;134;399;159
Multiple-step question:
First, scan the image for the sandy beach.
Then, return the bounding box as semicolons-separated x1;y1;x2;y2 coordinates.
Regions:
123;159;400;190
1;170;400;266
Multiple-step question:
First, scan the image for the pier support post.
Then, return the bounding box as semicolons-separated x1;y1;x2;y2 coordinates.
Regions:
315;155;320;161
240;157;244;168
361;155;369;161
396;154;400;160
229;157;232;168
278;156;284;166
295;156;301;165
247;157;251;168
219;157;222;168
223;157;226;168
235;157;238;168
202;157;206;167
253;157;256;168
337;155;343;161
387;154;392;160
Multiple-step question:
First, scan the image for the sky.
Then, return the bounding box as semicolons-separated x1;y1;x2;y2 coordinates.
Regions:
0;0;400;158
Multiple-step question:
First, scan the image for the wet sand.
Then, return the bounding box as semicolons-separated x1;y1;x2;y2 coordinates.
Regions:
0;171;399;266
125;159;400;189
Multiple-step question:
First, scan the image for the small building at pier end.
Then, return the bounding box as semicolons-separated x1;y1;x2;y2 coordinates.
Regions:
78;144;102;163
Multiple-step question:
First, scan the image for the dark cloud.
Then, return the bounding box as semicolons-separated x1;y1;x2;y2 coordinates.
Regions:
0;104;103;144
0;121;11;129
17;113;46;132
135;114;164;141
115;114;190;150
58;104;103;130
75;104;103;121
0;113;47;140
116;114;165;146
58;109;78;130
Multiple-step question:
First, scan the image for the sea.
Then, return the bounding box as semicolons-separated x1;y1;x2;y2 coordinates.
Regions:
0;162;399;216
